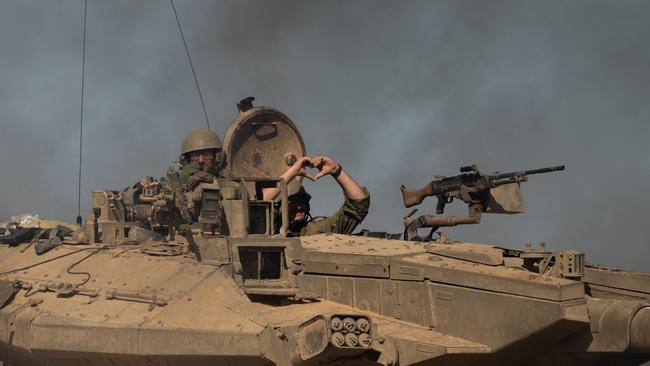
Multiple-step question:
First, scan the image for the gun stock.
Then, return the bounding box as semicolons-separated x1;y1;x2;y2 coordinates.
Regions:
401;182;435;208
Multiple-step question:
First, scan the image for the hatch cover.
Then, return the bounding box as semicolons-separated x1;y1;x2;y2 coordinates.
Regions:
224;102;306;194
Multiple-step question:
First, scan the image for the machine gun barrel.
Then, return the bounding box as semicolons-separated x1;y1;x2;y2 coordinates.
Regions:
490;165;565;180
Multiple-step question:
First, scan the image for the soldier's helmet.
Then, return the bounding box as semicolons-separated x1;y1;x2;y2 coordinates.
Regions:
288;185;312;214
179;128;225;169
181;128;222;155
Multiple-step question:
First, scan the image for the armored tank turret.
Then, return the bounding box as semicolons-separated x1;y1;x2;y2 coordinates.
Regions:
1;100;648;366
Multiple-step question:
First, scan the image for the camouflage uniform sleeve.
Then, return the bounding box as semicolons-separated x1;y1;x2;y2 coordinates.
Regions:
180;163;203;180
302;187;370;236
181;163;228;180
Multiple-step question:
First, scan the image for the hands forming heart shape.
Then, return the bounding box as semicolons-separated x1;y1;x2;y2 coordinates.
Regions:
294;156;340;181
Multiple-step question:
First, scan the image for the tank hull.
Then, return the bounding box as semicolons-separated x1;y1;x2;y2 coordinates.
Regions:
1;234;649;365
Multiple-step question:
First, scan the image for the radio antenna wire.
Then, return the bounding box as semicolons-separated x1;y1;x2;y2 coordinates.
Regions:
170;0;210;129
76;0;88;227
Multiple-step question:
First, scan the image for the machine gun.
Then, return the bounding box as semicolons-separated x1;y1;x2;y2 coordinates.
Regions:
400;164;565;240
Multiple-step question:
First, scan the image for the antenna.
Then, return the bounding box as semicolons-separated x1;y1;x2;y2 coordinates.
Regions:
77;0;88;227
170;0;210;129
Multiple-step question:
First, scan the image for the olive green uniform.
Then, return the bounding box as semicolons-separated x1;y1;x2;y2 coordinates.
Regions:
293;187;370;237
180;163;230;180
179;163;230;190
180;163;203;180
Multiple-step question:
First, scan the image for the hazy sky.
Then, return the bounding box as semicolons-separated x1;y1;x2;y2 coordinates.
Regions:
1;0;649;271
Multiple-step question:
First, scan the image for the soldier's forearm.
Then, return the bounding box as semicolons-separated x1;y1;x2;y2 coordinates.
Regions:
335;170;367;200
262;167;302;201
262;187;279;201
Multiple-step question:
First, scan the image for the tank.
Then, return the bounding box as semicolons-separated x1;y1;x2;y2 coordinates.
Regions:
1;99;649;366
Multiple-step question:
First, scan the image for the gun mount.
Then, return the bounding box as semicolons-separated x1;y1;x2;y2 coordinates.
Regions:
401;164;565;240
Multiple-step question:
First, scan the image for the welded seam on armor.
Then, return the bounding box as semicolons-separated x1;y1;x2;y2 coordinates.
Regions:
587;282;650;293
586;283;650;300
302;267;388;279
308;272;582;304
427;278;588;303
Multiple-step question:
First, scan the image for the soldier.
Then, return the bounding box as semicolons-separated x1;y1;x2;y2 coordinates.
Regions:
263;156;370;236
178;128;228;188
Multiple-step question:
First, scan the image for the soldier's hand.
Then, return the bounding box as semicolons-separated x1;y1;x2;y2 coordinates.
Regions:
296;156;313;168
264;157;315;201
288;156;316;181
311;156;340;180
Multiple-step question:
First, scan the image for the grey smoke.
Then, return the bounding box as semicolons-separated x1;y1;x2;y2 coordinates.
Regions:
1;0;648;271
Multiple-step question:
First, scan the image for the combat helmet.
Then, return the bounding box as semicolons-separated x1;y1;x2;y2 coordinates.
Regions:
181;128;222;156
288;185;312;214
179;128;225;169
